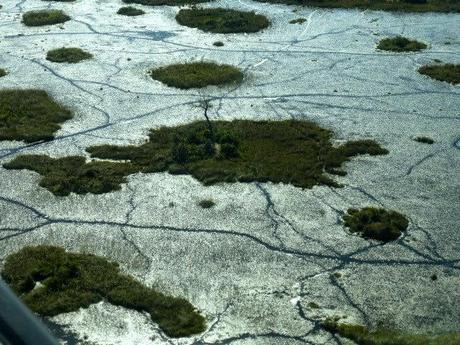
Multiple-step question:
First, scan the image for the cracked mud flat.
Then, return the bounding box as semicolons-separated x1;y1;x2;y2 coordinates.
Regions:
0;0;459;344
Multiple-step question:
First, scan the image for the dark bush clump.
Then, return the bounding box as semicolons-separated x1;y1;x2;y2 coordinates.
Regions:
0;69;7;77
414;136;434;144
377;36;427;52
122;0;210;6
46;47;93;63
198;199;216;208
418;64;460;84
22;9;70;26
117;6;145;16
289;18;306;24
343;207;409;242
322;318;460;345
213;41;224;47
0;89;73;143
175;8;270;33
5;120;389;195
150;62;244;89
2;246;206;337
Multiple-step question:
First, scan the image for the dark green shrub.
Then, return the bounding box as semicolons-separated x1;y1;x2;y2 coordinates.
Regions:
2;246;206;337
46;47;93;63
322;318;460;345
122;0;210;6
289;18;306;24
0;69;7;77
418;64;460;84
414;136;434;144
251;0;460;12
5;120;388;195
22;9;70;26
213;41;224;47
343;207;409;242
0;89;72;143
150;62;243;89
176;8;270;33
117;6;145;16
377;36;427;52
198;199;215;208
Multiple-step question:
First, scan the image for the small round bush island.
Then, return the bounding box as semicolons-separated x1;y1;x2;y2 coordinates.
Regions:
414;136;434;144
22;9;70;27
377;36;427;52
0;89;72;142
46;47;93;63
418;64;460;84
150;62;243;89
122;0;210;6
343;207;409;242
2;246;206;338
175;8;270;33
0;68;7;77
117;6;145;16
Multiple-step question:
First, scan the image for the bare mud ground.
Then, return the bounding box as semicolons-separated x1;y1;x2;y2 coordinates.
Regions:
0;0;459;344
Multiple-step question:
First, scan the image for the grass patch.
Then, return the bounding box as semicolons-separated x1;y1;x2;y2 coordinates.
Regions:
252;0;460;12
122;0;211;6
414;136;434;144
322;318;460;345
46;47;93;63
343;207;409;242
198;199;216;208
175;8;270;33
0;89;73;143
150;62;243;89
377;36;427;52
0;68;7;77
117;6;145;16
418;64;460;84
289;18;307;24
22;9;70;26
2;246;206;338
4;120;388;195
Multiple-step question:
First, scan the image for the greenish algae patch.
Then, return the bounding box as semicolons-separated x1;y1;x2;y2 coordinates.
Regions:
176;8;270;33
22;10;70;26
2;246;206;338
377;36;427;52
418;64;460;84
322;318;460;345
5;120;388;196
0;89;73;143
343;207;409;242
46;47;93;63
150;62;244;89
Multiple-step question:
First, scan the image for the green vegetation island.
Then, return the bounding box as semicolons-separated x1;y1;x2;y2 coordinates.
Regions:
377;36;427;52
418;64;460;84
2;246;205;337
117;6;146;16
176;8;270;33
253;0;460;12
22;10;70;26
46;47;93;63
4;120;388;196
122;0;210;6
0;89;73;143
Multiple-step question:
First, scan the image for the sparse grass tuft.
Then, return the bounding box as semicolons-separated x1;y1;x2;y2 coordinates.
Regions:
377;36;427;52
122;0;210;6
418;64;460;84
117;6;145;16
175;8;270;33
289;18;307;24
414;136;434;144
150;62;243;89
322;318;460;345
5;120;388;195
0;69;7;77
343;207;409;242
22;9;70;26
46;47;93;63
0;89;72;143
2;246;206;338
198;199;216;208
252;0;459;12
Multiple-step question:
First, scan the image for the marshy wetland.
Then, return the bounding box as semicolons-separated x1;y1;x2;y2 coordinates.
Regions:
0;0;459;344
